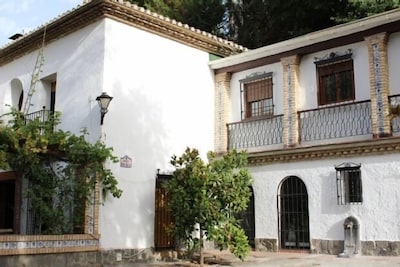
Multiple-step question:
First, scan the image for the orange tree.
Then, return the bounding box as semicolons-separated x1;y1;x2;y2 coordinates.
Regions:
165;148;252;265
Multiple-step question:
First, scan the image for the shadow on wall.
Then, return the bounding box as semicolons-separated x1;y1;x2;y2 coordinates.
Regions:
320;169;351;245
320;170;351;215
55;22;107;137
326;220;346;240
99;79;171;248
110;80;171;173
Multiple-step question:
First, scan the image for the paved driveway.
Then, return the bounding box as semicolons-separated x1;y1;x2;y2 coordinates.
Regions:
233;251;400;266
126;250;400;267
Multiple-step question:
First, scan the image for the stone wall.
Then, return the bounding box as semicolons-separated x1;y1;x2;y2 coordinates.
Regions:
255;238;278;252
311;239;400;256
0;249;157;267
361;241;400;256
311;239;344;255
2;240;400;266
0;251;100;267
100;248;155;265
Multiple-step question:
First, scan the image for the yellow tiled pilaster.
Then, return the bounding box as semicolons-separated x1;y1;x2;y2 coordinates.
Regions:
84;181;100;235
214;72;232;154
365;32;391;137
281;55;301;148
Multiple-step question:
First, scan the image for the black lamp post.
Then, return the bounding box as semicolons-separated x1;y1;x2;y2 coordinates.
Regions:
96;92;113;125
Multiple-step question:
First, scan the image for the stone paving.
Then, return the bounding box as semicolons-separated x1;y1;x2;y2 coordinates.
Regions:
120;250;400;267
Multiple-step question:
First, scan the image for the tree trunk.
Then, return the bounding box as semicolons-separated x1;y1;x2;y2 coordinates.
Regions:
200;229;204;267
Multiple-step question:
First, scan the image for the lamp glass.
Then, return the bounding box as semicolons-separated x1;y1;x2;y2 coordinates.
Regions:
96;92;113;111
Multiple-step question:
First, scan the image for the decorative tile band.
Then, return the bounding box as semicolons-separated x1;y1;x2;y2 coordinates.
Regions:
372;43;385;135
0;189;99;256
217;81;224;152
286;64;294;145
88;192;95;235
0;239;98;250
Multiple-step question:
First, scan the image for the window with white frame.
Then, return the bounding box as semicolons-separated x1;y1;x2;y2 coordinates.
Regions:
335;162;362;205
240;72;273;119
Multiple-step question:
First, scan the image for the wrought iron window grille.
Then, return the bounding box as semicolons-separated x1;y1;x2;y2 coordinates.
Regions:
314;49;353;66
335;162;362;205
240;72;274;120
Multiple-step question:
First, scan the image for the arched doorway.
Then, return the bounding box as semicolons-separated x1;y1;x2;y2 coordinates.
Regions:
10;78;24;110
278;176;310;250
237;186;255;248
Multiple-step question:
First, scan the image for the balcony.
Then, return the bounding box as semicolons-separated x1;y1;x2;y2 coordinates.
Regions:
390;94;400;133
227;115;283;150
24;108;52;124
227;94;400;152
299;100;372;145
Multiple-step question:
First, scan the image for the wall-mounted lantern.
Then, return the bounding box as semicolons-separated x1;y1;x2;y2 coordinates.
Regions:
96;92;113;125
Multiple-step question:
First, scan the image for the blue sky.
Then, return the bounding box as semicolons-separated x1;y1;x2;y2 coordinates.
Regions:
0;0;82;47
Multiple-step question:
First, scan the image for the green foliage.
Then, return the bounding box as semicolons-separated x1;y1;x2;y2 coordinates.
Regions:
225;0;348;48
130;0;400;49
128;0;226;36
0;109;122;234
335;0;400;23
164;147;252;261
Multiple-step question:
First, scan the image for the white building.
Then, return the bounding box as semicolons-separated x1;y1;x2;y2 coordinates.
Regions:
210;7;400;256
2;0;400;265
0;0;244;265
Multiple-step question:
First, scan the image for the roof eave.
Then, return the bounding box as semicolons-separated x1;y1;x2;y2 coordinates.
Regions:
0;0;245;67
209;8;400;70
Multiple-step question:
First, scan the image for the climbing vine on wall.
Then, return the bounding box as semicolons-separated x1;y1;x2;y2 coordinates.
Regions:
0;109;122;234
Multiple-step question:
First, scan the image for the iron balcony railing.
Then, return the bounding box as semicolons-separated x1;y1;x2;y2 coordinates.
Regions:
299;100;372;142
227;115;283;150
24;108;52;124
389;94;400;133
227;100;377;150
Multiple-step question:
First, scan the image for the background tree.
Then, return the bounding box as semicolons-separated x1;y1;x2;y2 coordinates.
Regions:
224;0;349;48
164;148;252;266
335;0;400;23
129;0;400;49
129;0;226;35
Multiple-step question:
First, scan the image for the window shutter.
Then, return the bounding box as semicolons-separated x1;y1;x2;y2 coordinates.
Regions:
245;78;272;102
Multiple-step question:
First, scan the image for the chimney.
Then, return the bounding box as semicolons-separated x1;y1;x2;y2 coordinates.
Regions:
9;33;23;41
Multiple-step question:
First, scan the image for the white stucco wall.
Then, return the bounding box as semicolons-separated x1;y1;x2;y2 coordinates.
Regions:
0;17;214;251
388;32;400;96
98;18;214;249
298;41;370;110
224;31;400;246
227;33;400;120
230;63;283;122
0;21;106;139
251;153;400;243
227;41;375;121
